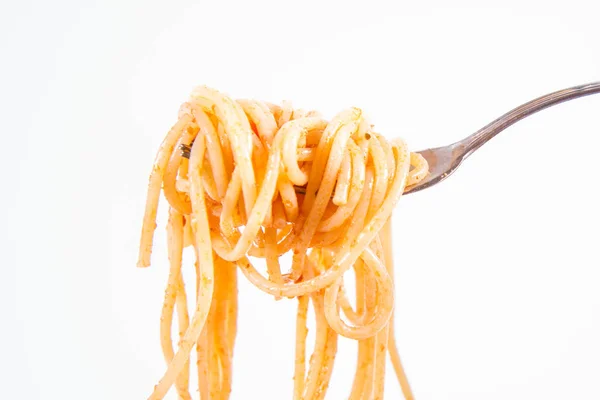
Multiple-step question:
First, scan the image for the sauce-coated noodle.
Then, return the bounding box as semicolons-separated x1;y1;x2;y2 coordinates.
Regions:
138;87;428;399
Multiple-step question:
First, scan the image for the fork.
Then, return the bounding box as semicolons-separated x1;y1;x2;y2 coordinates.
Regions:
180;82;600;196
405;81;600;195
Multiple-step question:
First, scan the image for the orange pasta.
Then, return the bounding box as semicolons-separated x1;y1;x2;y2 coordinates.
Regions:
137;86;428;399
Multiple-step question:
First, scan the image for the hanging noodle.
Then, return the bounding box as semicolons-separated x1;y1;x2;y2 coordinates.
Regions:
137;86;429;399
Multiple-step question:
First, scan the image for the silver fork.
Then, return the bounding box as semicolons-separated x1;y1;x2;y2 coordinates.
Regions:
405;82;600;194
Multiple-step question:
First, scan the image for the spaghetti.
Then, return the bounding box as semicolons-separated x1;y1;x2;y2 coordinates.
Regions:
138;86;428;399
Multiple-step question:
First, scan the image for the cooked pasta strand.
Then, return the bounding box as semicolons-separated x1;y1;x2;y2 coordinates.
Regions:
138;87;428;400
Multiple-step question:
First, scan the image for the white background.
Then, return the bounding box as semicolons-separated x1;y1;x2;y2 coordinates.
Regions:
1;0;600;399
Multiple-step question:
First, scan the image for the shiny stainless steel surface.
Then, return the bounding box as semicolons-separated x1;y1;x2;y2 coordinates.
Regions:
405;82;600;195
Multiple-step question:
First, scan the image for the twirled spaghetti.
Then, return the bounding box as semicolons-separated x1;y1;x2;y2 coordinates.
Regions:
138;86;429;399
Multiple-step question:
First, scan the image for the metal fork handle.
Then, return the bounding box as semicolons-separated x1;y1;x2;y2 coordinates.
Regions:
458;82;600;157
